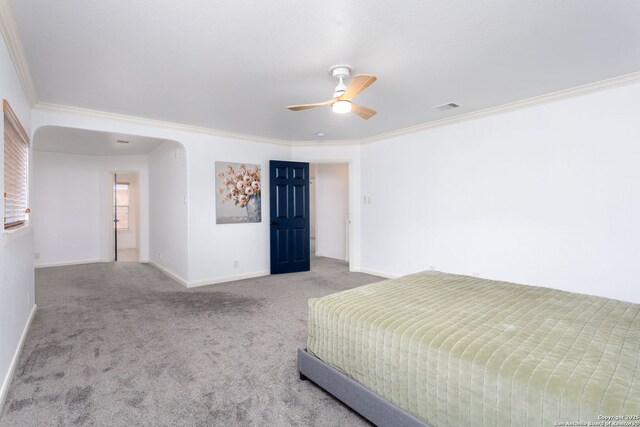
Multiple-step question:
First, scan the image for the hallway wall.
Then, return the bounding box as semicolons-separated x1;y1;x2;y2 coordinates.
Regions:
32;151;149;266
31;108;291;286
315;164;349;261
148;141;188;281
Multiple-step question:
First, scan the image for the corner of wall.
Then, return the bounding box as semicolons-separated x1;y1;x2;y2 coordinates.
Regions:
0;304;36;412
147;259;189;288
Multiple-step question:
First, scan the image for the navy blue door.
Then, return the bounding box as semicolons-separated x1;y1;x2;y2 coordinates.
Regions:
269;160;310;274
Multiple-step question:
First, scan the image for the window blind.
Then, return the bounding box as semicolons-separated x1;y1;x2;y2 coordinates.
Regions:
3;100;30;229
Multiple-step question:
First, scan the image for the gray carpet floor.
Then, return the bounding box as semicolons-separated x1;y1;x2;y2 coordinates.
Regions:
1;257;381;426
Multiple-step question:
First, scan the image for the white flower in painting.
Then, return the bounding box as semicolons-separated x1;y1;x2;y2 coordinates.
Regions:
217;163;261;206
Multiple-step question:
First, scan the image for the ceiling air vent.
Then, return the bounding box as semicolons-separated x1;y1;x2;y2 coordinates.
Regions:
433;102;460;111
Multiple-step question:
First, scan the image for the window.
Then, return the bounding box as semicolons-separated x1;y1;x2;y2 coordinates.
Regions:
114;183;130;230
3;100;30;229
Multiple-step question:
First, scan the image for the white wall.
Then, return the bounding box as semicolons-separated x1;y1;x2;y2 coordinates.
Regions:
32;152;101;264
315;164;349;261
360;82;640;303
0;30;35;408
115;173;138;250
148;141;188;281
32;151;149;266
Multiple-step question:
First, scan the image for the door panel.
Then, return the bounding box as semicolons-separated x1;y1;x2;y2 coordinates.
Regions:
276;229;289;262
275;184;288;219
293;184;305;218
293;228;306;261
270;160;310;274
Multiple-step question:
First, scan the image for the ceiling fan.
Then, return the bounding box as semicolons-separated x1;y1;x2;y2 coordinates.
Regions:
286;65;377;119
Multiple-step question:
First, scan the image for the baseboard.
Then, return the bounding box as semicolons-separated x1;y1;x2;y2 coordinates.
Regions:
315;253;349;263
352;267;398;279
148;260;189;287
139;258;150;263
148;261;270;288
0;304;37;412
187;270;270;288
34;258;110;268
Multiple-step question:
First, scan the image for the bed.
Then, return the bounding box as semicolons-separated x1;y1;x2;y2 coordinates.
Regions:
298;271;640;427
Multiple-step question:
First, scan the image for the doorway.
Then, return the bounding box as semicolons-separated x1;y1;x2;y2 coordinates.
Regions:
309;163;350;264
112;172;140;262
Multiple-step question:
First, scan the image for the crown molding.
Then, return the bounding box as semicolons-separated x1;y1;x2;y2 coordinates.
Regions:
359;71;640;144
33;102;295;147
290;139;362;147
35;71;640;148
33;102;364;147
0;0;37;106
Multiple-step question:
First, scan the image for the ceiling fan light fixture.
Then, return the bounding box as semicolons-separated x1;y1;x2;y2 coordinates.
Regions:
285;66;376;119
332;100;351;114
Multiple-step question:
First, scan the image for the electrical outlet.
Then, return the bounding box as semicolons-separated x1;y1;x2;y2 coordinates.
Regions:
429;265;435;271
34;252;40;259
367;196;372;204
233;260;239;268
158;252;162;259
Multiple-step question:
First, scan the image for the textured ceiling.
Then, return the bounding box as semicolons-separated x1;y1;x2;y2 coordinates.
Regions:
12;0;640;141
34;127;168;156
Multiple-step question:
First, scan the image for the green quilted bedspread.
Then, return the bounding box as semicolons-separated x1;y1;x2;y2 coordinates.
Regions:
307;271;640;427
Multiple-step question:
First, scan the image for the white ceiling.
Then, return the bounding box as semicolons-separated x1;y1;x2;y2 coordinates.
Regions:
12;0;640;141
34;126;168;156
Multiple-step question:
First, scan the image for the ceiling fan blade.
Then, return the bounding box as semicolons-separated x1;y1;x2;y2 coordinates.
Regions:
285;100;334;111
351;103;377;120
339;74;377;101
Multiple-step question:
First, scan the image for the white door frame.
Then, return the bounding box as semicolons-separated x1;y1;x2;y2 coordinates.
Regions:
308;160;351;266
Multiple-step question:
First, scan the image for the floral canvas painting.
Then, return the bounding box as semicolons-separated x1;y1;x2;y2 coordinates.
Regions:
215;162;262;224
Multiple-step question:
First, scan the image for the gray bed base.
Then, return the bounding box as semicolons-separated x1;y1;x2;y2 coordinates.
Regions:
297;347;431;427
